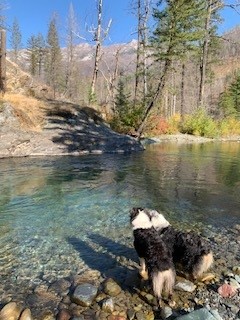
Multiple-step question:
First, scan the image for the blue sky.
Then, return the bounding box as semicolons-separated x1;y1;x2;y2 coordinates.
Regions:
4;0;240;48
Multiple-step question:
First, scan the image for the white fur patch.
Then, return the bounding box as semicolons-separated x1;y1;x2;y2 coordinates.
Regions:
152;268;175;298
151;211;170;230
131;210;152;230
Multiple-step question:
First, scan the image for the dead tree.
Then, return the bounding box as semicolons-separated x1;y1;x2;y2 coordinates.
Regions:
89;0;112;103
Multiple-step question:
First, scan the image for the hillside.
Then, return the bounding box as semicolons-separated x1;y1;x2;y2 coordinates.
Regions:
0;59;143;158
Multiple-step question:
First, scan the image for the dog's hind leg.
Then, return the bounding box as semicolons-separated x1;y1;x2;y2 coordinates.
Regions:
139;258;149;280
192;251;214;279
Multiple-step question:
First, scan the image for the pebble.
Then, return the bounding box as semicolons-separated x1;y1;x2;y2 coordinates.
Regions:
217;283;237;298
101;298;115;313
0;302;22;320
103;278;122;297
160;306;173;319
175;278;196;293
19;308;33;320
71;283;98;307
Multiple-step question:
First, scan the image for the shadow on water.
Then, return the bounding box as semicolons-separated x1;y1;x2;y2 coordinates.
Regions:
88;233;138;263
67;235;140;292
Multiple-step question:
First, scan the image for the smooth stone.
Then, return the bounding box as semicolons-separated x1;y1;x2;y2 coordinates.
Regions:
56;309;71;320
233;266;240;275
101;298;114;313
0;302;22;320
230;278;240;289
19;309;33;320
103;278;121;297
72;283;98;307
235;275;240;283
160;306;173;319
217;283;237;298
175;278;196;292
49;279;71;294
135;311;145;320
127;309;135;320
175;307;223;319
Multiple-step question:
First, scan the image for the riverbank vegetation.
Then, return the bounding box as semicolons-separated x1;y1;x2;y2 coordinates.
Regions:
3;1;240;139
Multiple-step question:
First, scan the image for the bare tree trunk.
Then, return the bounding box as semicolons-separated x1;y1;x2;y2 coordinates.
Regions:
134;0;150;105
180;62;185;116
90;0;103;103
0;29;6;94
134;0;141;104
142;0;150;101
198;0;212;107
136;59;172;136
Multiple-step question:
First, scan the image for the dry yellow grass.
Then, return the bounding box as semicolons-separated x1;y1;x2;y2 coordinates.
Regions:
2;93;46;131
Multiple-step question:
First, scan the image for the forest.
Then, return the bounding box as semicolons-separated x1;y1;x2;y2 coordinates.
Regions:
4;0;240;138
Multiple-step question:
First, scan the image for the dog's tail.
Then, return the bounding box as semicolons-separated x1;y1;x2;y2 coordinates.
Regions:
193;250;214;279
151;268;175;300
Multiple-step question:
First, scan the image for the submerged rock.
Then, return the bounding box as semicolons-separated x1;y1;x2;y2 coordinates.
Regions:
0;302;22;320
71;283;98;307
19;308;33;320
103;278;122;297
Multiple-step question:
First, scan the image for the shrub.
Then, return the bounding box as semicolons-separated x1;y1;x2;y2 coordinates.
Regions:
180;108;219;138
219;117;240;137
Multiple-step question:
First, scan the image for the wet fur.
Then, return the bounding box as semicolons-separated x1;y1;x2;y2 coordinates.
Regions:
132;207;214;280
130;209;175;302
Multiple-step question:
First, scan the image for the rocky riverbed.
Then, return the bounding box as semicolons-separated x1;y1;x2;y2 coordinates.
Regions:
0;223;239;320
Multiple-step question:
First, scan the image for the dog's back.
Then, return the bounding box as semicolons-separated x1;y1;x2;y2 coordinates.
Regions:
159;226;213;279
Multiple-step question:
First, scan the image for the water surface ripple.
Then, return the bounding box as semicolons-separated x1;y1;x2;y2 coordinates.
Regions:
0;141;240;301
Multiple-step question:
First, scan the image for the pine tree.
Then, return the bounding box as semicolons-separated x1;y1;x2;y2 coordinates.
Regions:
45;15;62;98
10;17;22;62
35;33;46;77
219;72;240;118
26;33;45;77
136;0;206;135
26;35;38;75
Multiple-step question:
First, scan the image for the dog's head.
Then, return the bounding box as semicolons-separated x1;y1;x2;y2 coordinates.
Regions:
130;207;170;230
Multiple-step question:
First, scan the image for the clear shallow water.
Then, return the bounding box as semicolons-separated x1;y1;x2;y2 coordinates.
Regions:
0;142;240;300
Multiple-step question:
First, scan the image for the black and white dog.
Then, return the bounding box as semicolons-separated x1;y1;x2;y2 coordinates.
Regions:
131;207;213;282
130;208;175;305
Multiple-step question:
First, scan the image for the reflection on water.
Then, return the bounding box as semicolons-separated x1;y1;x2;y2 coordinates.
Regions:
0;141;240;301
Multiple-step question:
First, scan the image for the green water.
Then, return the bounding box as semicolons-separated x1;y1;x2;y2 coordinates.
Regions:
0;141;240;300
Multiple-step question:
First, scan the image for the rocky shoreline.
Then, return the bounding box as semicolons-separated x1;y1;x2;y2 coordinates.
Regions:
0;102;143;158
0;223;239;320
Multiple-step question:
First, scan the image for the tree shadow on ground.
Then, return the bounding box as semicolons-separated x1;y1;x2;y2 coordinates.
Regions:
44;100;142;154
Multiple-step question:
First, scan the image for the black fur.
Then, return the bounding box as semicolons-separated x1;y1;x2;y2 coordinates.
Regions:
133;227;174;274
158;226;212;277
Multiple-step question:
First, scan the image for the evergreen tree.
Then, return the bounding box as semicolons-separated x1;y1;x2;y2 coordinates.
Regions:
35;33;46;77
45;15;62;98
26;35;38;75
26;33;45;77
115;76;130;116
219;72;240;118
10;17;22;62
136;0;207;135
